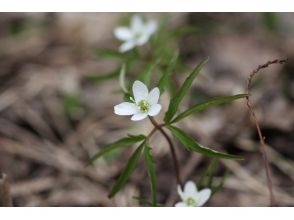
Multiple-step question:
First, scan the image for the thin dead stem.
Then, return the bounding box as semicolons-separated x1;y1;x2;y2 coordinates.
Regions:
246;58;287;206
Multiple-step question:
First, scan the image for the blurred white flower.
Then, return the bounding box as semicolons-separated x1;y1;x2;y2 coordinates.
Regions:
114;15;157;53
114;80;161;121
175;180;211;207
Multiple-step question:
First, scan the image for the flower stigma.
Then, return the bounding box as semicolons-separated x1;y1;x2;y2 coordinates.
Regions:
138;100;150;112
186;197;196;206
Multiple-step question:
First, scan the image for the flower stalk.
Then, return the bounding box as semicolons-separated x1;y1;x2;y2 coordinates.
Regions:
148;116;182;187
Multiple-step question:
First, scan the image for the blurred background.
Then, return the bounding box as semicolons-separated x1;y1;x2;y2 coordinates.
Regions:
0;13;293;207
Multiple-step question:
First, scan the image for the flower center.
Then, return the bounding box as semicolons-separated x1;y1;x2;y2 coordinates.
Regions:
134;31;143;40
137;100;150;112
186;197;196;206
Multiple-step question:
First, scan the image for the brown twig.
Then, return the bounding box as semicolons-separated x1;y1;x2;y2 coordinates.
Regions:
148;116;182;186
246;58;287;206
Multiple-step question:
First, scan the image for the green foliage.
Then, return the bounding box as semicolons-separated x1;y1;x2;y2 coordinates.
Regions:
171;25;200;37
197;159;217;188
63;94;80;116
88;14;250;206
95;49;125;60
138;61;157;86
87;68;120;82
263;12;279;32
212;169;229;196
157;50;179;94
171;94;248;123
119;64;128;93
108;142;145;198
88;135;145;165
143;143;157;206
164;58;209;123
197;159;230;196
168;125;242;160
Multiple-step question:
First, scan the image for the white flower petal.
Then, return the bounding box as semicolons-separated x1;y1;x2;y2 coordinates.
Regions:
196;189;211;207
131;15;144;32
119;41;136;53
131;112;148;121
114;102;138;115
148;104;161;116
136;33;149;46
177;185;185;201
147;87;160;105
114;27;133;41
146;20;157;35
184;181;198;196
175;202;187;207
132;80;148;103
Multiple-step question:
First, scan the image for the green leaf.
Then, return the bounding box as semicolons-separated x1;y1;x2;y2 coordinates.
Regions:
143;143;157;206
63;93;80;115
171;25;200;37
119;64;127;93
212;169;229;195
94;49;124;60
132;196;153;206
263;12;278;32
171;94;248;123
88;135;145;165
108;142;145;198
164;58;209;123
157;50;179;94
168;126;242;160
138;61;158;86
197;159;217;188
86;68;120;82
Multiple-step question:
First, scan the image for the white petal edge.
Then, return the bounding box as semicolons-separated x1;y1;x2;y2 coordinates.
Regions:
131;15;144;33
131;112;148;121
114;27;133;41
196;189;211;207
132;80;149;103
114;102;138;115
175;202;187;207
184;181;198;196
148;104;161;116
177;185;185;201
119;40;136;53
136;33;150;46
147;87;160;105
146;20;157;35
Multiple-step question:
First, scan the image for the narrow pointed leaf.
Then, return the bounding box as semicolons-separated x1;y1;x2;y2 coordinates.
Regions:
132;196;153;206
89;135;145;165
198;159;217;187
157;50;179;94
87;68;120;82
212;169;229;195
143;143;157;206
108;142;145;198
171;94;248;123
164;58;209;123
168;126;242;160
95;49;124;59
138;62;157;86
119;64;127;93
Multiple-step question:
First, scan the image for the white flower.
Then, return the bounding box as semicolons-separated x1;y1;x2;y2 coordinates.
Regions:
114;15;157;53
114;80;161;121
175;180;211;207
